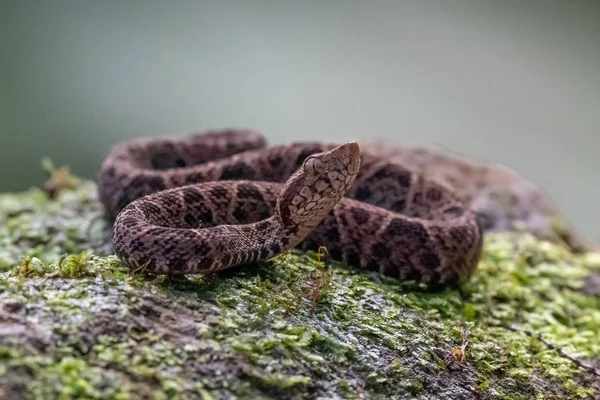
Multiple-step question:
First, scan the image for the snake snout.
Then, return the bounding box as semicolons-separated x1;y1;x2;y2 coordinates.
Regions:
336;141;359;155
336;141;361;175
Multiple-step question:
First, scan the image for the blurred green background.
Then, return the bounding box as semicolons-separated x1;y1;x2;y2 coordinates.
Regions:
1;0;599;242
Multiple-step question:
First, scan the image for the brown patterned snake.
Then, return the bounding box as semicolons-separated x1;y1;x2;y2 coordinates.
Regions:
97;129;585;287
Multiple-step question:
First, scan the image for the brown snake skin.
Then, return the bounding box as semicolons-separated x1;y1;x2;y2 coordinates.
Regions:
98;129;485;287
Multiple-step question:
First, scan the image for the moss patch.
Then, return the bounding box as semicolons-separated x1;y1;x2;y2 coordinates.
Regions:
0;181;599;399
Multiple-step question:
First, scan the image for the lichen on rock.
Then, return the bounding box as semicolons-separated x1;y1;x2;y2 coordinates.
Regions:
0;178;599;399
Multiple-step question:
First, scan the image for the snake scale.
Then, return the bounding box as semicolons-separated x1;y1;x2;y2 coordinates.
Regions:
97;129;582;288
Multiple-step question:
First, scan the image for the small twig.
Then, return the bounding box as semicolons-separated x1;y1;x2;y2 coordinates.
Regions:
130;259;152;275
509;325;600;377
316;246;329;269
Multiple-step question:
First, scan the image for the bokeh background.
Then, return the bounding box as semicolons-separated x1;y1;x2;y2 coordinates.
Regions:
1;0;599;242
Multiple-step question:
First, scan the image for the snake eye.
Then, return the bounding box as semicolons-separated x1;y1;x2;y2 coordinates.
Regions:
304;156;324;176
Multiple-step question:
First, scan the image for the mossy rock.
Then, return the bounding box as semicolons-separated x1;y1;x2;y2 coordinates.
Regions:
0;180;599;400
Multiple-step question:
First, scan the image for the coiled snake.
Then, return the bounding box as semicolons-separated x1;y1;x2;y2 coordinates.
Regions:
97;129;581;287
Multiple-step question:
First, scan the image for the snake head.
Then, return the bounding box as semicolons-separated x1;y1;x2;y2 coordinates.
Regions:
276;142;361;240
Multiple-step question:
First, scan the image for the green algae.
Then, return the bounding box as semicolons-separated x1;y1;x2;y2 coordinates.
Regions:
0;180;599;399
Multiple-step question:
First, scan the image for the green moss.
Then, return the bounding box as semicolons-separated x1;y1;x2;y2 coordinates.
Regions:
0;179;599;399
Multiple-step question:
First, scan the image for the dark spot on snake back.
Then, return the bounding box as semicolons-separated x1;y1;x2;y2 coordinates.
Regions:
130;175;167;193
120;216;137;229
182;187;204;205
384;218;428;244
140;202;163;219
147;142;187;170
354;186;372;202
184;171;206;184
105;166;116;178
419;252;441;272
426;187;442;202
210;186;229;199
449;226;467;242
373;165;411;188
150;152;187;170
350;207;369;225
237;183;265;201
219;162;256;180
372;167;393;180
412;192;423;205
233;207;249;223
184;214;198;228
268;154;283;168
382;218;407;237
396;169;412;187
390;200;406;213
370;242;390;260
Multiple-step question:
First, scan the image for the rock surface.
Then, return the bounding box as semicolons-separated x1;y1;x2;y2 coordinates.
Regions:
0;179;599;399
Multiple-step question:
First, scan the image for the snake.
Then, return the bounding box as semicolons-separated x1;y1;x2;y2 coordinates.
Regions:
96;129;581;288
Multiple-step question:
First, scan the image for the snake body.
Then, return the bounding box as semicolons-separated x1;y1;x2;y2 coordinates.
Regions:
98;129;485;287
